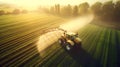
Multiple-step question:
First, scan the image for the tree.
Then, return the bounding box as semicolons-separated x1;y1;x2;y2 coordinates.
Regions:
102;1;115;20
57;4;60;14
67;4;72;16
91;2;102;16
50;6;55;14
55;4;60;14
21;9;28;13
79;2;89;15
0;10;5;15
12;9;21;14
61;4;72;16
114;1;120;21
6;11;11;15
73;5;78;16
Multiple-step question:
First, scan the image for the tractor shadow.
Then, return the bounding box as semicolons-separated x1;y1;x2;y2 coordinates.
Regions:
67;44;102;67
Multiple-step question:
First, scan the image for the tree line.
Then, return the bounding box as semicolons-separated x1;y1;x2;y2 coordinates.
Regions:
91;1;120;22
0;9;28;15
42;2;89;17
41;1;120;21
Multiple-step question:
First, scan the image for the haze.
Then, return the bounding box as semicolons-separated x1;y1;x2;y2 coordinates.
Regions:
0;0;115;10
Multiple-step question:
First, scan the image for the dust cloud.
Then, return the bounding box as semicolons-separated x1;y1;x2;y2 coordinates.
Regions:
36;14;94;52
59;14;94;32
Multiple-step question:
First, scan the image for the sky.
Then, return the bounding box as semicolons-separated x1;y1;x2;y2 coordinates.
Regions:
0;0;117;10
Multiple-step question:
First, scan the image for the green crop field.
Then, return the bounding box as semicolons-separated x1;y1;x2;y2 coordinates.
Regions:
0;13;120;67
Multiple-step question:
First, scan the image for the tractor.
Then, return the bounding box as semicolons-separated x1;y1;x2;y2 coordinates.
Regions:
58;28;82;51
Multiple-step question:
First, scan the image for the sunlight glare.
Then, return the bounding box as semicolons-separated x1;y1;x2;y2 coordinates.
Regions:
0;0;111;10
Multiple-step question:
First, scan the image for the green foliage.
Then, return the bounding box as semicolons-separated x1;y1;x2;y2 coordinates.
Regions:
114;1;120;21
91;1;120;22
79;2;89;15
102;1;114;16
91;2;102;15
